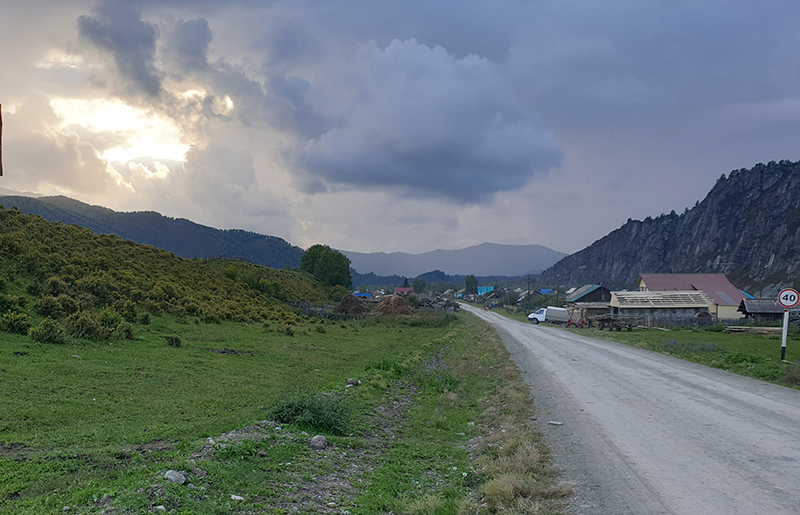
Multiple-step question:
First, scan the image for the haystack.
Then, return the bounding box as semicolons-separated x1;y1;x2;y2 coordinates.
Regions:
333;294;369;315
375;295;415;315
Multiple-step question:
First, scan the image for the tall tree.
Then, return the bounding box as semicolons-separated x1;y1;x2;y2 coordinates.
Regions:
300;245;352;288
465;275;478;294
413;278;426;294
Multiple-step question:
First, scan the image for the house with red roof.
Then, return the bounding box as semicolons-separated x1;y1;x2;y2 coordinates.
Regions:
636;273;746;320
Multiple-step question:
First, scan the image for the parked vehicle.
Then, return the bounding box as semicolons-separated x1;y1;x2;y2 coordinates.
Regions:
528;306;569;325
589;314;640;331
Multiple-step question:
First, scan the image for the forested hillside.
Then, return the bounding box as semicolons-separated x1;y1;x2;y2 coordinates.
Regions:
0;195;304;268
0;205;327;339
541;160;800;294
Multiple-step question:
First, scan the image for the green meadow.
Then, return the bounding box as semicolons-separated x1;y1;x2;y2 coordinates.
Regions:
1;313;567;515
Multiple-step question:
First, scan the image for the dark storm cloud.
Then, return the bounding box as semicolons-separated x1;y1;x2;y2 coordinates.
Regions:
294;39;563;202
77;0;162;97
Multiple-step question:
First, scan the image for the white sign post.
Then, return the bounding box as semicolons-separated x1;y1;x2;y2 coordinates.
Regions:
778;288;799;361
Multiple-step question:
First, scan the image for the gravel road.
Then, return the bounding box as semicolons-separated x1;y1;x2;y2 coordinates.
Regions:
461;304;800;515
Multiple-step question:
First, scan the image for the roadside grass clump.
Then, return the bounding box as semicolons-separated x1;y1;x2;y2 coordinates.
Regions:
406;312;459;328
413;355;459;393
266;390;353;435
700;323;726;332
783;361;800;385
28;317;65;344
660;338;727;356
365;356;404;377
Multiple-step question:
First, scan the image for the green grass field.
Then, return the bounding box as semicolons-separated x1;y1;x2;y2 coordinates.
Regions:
0;312;565;515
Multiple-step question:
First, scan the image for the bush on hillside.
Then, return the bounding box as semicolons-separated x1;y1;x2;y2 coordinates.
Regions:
0;294;24;313
65;309;126;340
0;311;31;335
164;333;182;347
29;317;65;344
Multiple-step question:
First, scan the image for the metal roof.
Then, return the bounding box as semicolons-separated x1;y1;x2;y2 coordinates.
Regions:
565;284;602;303
637;274;745;306
611;290;712;309
738;299;795;315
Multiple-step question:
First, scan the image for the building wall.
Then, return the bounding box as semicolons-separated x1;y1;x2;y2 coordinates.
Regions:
717;304;744;320
619;307;709;326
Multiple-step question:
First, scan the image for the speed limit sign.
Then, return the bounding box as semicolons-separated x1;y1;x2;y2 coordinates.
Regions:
778;288;800;309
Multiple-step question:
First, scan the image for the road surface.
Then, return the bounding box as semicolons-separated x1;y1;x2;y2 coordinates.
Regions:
462;304;800;515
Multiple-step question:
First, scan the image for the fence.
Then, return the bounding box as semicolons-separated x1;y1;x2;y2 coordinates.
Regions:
641;315;747;329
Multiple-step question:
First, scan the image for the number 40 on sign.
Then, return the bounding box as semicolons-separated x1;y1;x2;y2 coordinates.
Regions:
778;288;799;361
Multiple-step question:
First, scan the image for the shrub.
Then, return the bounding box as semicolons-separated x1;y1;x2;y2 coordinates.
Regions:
328;285;349;303
118;323;134;340
115;300;138;323
65;308;125;340
29;317;65;344
34;296;62;318
139;312;152;325
164;333;182;347
0;311;31;334
266;391;352;435
56;294;79;316
45;276;69;296
0;294;22;313
26;283;44;297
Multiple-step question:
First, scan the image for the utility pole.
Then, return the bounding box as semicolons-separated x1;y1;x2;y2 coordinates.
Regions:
556;274;560;306
527;275;531;314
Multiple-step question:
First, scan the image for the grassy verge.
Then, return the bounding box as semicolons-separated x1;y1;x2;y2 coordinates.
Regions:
1;311;566;514
573;325;800;386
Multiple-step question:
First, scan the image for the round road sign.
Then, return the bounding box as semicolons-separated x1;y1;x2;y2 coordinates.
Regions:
778;288;800;309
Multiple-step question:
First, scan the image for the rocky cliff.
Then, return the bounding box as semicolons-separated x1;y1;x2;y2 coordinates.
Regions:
541;160;800;294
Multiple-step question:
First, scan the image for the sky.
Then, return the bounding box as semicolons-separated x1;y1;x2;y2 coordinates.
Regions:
1;0;799;255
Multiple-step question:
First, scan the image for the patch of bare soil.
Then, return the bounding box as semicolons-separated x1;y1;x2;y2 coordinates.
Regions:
0;442;29;456
192;347;260;356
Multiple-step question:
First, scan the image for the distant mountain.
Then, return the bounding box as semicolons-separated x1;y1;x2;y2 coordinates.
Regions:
349;268;524;290
0;195;304;269
342;243;566;277
540;159;800;295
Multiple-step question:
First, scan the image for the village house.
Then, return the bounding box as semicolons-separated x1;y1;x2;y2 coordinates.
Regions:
738;298;800;321
610;290;713;325
637;273;746;320
564;284;613;318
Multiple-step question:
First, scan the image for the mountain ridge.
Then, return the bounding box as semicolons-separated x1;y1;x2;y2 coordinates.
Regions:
342;242;566;277
0;195;305;269
540;159;800;295
0;194;565;279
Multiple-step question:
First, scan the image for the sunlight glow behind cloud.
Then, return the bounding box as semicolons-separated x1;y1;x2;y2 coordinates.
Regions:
49;97;189;163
